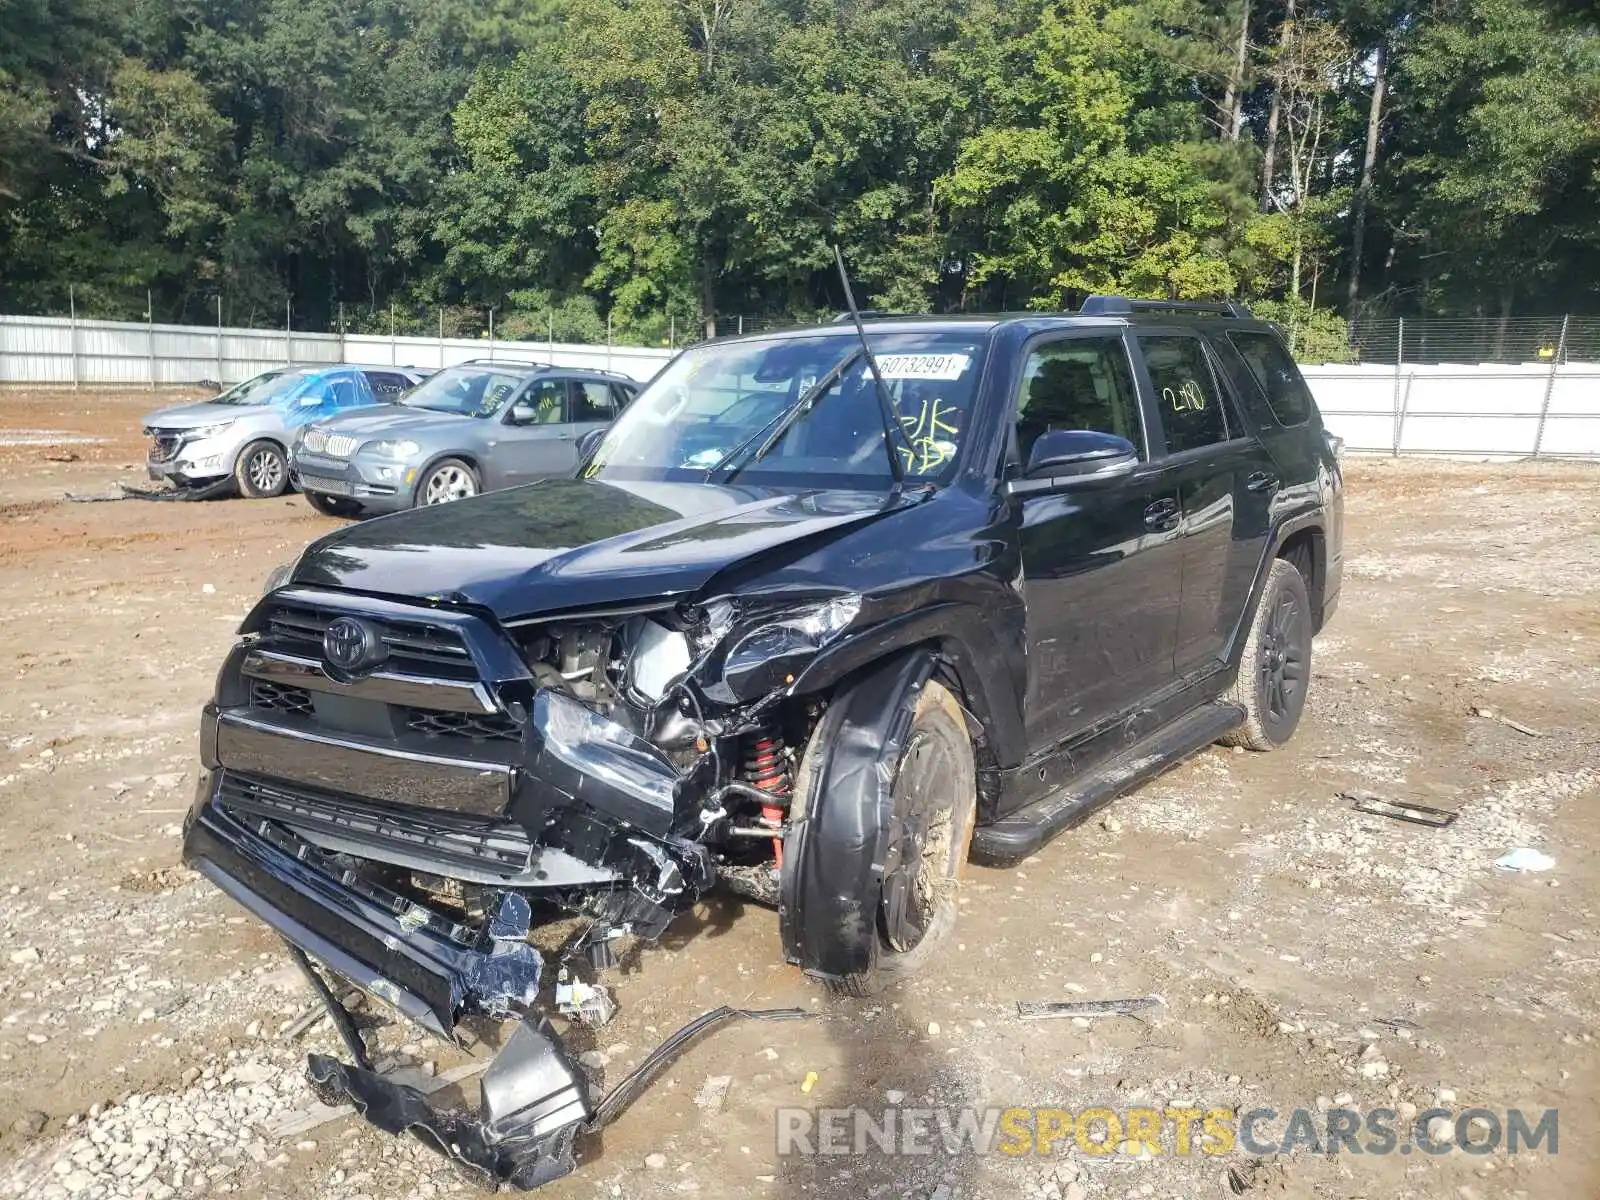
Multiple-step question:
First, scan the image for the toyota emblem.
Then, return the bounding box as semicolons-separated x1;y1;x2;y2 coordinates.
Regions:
323;616;386;674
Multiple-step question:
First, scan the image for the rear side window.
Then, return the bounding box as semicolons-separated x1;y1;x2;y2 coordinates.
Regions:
1228;331;1313;426
610;383;636;410
1139;335;1228;453
362;371;412;398
571;381;618;422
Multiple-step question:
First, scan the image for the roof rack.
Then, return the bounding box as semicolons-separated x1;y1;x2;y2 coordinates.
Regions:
1079;295;1253;319
830;309;896;323
451;356;551;369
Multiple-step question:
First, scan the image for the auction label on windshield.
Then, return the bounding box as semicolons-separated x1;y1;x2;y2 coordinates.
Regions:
874;353;972;381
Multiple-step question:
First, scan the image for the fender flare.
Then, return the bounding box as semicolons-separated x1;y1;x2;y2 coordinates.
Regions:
778;647;940;981
787;601;1027;769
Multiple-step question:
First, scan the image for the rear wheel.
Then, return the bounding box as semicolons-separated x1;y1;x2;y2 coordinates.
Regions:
235;441;288;499
304;491;363;518
801;680;977;996
1221;557;1312;751
417;458;479;506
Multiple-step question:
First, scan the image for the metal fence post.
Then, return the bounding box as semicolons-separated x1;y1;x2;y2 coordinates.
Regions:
147;289;156;390
285;298;292;366
547;310;554;364
488;308;495;362
737;315;744;337
670;315;675;349
69;285;79;390
215;295;223;383
1390;317;1405;456
438;308;445;370
390;302;397;366
1532;314;1570;458
339;302;346;366
606;313;613;372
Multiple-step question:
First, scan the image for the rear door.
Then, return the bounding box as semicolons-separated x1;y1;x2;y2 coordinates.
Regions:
1133;329;1277;675
1011;330;1186;751
495;376;575;488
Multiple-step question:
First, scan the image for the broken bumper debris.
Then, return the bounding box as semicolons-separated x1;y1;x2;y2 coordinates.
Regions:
183;780;804;1190
306;1004;807;1190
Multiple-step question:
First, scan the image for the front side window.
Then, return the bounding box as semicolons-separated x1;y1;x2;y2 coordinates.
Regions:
401;368;528;418
583;331;988;487
508;379;567;425
1013;336;1143;465
1228;331;1313;426
1140;335;1229;453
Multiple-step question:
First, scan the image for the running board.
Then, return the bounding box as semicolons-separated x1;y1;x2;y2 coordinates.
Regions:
970;702;1245;867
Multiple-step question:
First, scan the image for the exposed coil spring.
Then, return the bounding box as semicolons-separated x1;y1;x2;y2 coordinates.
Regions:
740;728;792;798
739;725;791;869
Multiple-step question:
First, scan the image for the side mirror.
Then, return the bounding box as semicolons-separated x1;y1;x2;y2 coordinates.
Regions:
1024;429;1138;481
296;393;323;407
508;402;537;425
577;428;606;462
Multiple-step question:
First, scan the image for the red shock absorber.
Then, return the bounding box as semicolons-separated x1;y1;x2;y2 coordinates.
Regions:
742;729;791;867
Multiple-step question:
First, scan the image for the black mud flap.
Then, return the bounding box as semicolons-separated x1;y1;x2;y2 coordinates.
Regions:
778;647;939;982
307;1006;808;1192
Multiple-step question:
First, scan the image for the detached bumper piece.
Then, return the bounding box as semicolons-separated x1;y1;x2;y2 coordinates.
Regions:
120;477;236;501
305;1006;809;1192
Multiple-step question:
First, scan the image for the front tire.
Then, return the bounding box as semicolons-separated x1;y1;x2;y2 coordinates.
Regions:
1221;557;1312;751
796;680;977;997
304;491;363;518
416;458;479;506
235;441;288;499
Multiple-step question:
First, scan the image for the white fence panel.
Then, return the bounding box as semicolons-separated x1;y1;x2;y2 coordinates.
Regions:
4;312;1599;456
338;333;673;380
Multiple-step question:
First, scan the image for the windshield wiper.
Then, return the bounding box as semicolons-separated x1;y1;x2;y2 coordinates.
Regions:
705;350;863;482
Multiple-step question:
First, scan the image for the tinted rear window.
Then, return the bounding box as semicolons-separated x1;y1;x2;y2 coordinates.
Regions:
1228;331;1313;426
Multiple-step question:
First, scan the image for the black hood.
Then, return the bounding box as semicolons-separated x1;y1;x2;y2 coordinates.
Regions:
293;476;912;619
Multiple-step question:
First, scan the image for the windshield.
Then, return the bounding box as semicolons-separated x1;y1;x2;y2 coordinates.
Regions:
400;366;527;417
210;369;307;407
583;331;988;487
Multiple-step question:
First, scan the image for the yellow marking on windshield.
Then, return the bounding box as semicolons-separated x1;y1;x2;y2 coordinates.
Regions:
899;397;959;473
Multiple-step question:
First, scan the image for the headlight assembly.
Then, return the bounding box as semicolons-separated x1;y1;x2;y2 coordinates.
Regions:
261;557;299;597
189;421;235;439
361;439;421;459
720;594;862;696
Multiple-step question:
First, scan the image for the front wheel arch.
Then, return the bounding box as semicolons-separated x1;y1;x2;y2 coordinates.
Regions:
778;648;977;990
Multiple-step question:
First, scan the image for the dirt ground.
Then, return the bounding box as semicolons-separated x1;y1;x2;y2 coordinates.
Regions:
0;387;1596;1200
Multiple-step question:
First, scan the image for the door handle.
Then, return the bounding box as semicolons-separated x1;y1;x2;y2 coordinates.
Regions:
1143;498;1180;531
1246;471;1280;494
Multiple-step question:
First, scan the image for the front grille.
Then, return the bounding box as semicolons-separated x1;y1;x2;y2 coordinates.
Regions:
149;432;183;463
324;433;360;458
301;428;327;453
217;772;531;880
264;603;476;680
250;679;314;717
405;709;522;743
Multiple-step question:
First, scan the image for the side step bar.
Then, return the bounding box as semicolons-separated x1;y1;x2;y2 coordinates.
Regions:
971;702;1245;867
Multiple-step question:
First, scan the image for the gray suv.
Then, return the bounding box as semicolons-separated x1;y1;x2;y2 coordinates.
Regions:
143;365;425;497
291;360;638;516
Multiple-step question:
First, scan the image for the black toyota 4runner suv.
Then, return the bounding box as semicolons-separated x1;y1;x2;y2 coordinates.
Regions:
182;297;1342;1188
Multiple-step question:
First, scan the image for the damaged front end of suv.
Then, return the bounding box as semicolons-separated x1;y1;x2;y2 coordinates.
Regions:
182;324;1007;1189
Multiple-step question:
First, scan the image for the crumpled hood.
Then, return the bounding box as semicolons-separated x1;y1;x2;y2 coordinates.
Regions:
142;400;258;430
308;406;470;439
292;476;912;619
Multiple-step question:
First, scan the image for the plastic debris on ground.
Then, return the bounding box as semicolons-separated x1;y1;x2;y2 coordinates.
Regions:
1494;847;1556;872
